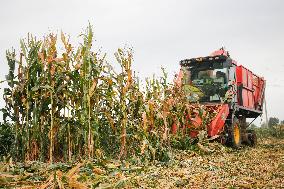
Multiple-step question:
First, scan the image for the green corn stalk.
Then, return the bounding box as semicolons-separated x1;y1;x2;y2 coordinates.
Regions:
1;25;211;163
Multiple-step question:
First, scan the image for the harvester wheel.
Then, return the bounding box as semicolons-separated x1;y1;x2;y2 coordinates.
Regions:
228;118;241;148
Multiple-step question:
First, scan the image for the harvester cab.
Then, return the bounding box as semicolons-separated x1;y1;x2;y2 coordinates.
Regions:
177;48;266;148
182;57;229;102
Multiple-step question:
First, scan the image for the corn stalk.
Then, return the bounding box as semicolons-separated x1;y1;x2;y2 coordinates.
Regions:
1;25;211;162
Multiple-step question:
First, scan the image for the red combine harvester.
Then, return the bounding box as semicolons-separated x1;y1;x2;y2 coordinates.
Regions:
177;48;266;147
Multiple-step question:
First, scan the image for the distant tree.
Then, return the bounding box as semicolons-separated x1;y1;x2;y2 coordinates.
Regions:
281;120;284;125
268;117;279;128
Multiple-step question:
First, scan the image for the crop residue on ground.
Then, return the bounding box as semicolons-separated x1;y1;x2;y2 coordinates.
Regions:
0;137;283;188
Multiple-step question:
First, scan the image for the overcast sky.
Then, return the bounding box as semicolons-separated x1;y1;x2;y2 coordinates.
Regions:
0;0;283;123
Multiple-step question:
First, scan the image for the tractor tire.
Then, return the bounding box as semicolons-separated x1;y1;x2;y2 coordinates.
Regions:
247;129;257;147
227;118;242;148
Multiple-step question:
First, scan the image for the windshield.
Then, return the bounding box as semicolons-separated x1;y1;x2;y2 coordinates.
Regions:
183;67;228;102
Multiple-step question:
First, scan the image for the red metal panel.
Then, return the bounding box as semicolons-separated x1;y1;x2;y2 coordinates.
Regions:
236;66;242;84
252;75;260;109
256;78;265;110
236;66;243;107
236;66;261;109
248;71;253;90
242;89;249;107
242;67;248;87
207;104;229;137
251;74;265;110
248;91;254;108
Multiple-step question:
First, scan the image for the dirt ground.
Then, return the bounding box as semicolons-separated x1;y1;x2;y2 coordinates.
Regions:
136;138;284;188
0;138;283;189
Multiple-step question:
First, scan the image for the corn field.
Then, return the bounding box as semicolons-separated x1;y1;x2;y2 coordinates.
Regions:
1;25;213;163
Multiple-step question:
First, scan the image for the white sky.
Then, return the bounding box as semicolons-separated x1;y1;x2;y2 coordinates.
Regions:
0;0;284;123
